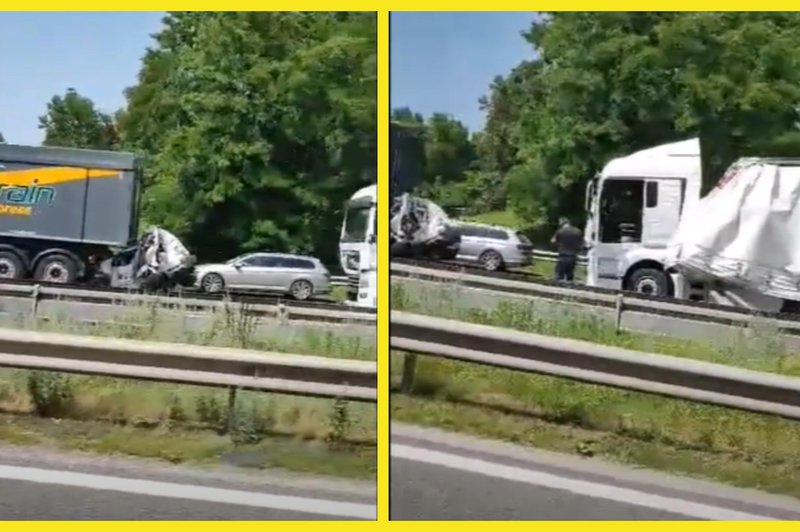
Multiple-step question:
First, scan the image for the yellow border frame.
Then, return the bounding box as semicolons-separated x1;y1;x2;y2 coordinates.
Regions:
3;7;800;529
377;8;390;524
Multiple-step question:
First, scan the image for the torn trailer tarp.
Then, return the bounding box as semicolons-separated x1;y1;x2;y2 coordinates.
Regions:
665;158;800;302
137;227;194;279
98;227;196;290
390;193;460;260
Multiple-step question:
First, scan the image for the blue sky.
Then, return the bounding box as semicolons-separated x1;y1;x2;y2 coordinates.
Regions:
0;12;164;146
0;12;533;145
390;12;536;133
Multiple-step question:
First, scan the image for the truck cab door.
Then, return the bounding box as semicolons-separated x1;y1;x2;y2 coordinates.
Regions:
642;179;684;248
586;178;644;290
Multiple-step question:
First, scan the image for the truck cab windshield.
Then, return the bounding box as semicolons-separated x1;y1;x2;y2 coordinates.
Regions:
342;202;372;243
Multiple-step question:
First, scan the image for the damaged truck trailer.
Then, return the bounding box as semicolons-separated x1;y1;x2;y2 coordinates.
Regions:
0;143;194;289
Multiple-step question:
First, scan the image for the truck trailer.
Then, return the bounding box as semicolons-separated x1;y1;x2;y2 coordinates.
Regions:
0;143;195;289
583;138;800;313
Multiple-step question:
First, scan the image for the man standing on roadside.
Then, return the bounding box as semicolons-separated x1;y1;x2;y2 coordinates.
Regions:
551;217;583;282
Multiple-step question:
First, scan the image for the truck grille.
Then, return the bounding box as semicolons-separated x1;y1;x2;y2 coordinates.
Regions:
346;273;359;301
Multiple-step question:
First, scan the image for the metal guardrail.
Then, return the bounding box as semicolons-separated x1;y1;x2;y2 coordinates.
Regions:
532;249;588;266
0;327;376;402
391;311;800;420
0;282;375;326
391;262;800;335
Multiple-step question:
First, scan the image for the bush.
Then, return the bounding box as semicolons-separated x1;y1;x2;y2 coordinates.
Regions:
195;395;225;427
27;372;75;418
327;397;351;446
230;400;274;446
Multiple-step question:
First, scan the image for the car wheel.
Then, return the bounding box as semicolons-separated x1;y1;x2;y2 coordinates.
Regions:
0;251;24;280
479;250;504;271
290;279;313;300
35;254;78;284
201;272;225;293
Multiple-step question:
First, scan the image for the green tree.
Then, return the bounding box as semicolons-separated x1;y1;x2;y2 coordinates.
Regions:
121;12;377;263
390;108;480;211
658;13;800;190
391;107;424;125
38;88;120;149
483;12;800;236
477;61;543;175
423;113;476;185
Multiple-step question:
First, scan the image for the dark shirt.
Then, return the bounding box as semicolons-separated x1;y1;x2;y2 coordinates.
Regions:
554;225;583;257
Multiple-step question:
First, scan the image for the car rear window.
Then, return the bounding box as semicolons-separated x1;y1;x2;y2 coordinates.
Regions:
253;255;278;267
515;232;532;245
292;259;316;270
276;257;315;270
458;225;482;238
488;229;509;240
460;225;511;240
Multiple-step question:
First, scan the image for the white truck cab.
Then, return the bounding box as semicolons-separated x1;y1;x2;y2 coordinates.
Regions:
340;184;377;276
584;138;702;296
339;184;377;308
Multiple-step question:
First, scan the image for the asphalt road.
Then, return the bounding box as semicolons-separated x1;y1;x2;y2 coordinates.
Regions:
391;423;800;521
0;444;375;520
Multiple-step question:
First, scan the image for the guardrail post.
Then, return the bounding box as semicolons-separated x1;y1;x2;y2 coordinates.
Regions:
30;284;41;318
614;293;624;334
400;354;418;393
224;386;238;434
277;303;289;323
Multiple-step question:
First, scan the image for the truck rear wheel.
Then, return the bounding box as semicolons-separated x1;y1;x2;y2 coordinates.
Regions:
0;251;24;280
626;268;669;297
35;254;78;285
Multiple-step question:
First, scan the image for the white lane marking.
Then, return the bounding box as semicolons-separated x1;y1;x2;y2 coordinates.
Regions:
392;444;777;521
0;464;375;520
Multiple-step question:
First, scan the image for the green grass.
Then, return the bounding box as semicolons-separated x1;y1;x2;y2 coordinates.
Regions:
0;301;376;479
2;300;375;361
391;280;800;497
0;412;376;479
461;209;523;228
